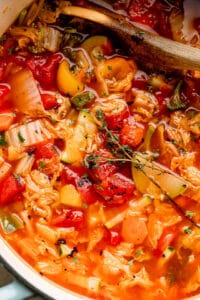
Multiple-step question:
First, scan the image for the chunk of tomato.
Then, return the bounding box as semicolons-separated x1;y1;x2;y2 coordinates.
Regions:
129;0;158;28
61;166;101;204
0;174;25;205
94;172;135;206
105;108;129;130
41;93;60;110
120;116;145;148
107;229;121;246
52;208;84;230
35;142;58;160
26;53;62;88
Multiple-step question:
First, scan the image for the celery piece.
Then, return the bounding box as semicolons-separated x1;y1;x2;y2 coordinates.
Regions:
0;212;24;234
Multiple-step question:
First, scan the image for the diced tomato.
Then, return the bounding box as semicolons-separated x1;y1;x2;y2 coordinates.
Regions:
132;70;149;90
155;91;168;116
107;229;121;246
121;215;148;244
90;161;118;182
26;53;62;88
85;150;118;182
7;53;27;67
120;116;145;148
129;0;158;28
156;227;177;254
61;166;101;204
52;208;84;230
76;176;102;204
34;142;58;160
0;174;25;205
41;93;60;110
61;166;83;186
105;108;129;130
94;172;135;206
102;39;113;56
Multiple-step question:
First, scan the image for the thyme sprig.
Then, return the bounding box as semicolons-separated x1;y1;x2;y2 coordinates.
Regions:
95;109;133;160
84;110;200;229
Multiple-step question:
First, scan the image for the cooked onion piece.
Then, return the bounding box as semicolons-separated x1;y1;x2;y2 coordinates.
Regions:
8;69;44;117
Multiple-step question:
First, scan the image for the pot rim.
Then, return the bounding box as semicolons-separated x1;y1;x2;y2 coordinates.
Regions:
0;235;89;300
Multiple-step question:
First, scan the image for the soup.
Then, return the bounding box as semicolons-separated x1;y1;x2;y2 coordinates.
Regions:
0;1;199;300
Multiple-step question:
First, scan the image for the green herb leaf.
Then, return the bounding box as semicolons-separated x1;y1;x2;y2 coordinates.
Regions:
184;227;193;234
71;91;95;109
0;134;7;146
39;161;45;170
17;132;25;143
167;81;187;110
185;210;195;219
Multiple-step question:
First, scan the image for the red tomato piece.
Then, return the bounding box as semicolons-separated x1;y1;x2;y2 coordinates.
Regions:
35;143;58;160
132;70;149;90
41;93;60;110
52;209;84;230
0;174;25;205
26;53;62;88
129;0;158;28
105;108;129;130
120;116;145;148
155;91;168;116
102;39;113;56
61;166;83;186
85;150;118;182
90;161;118;182
107;230;121;246
61;166;101;204
76;177;102;204
94;172;135;206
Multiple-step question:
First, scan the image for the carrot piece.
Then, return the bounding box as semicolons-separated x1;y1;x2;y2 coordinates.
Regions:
121;215;148;245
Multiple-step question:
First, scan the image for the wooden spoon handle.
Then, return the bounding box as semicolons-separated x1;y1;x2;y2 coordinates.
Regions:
63;5;200;71
0;0;33;38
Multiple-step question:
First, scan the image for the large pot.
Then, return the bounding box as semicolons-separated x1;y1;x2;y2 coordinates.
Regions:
0;1;200;300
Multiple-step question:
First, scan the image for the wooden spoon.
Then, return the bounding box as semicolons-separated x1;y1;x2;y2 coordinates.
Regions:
62;5;200;71
0;0;33;38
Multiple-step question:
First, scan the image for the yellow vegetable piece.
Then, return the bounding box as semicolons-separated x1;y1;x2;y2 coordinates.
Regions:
132;154;189;199
81;35;111;61
61;110;97;164
57;60;84;96
60;184;82;207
